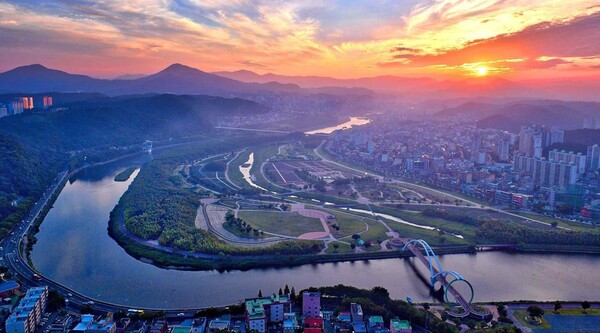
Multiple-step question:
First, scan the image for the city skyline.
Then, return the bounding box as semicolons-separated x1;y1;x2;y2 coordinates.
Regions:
0;0;599;79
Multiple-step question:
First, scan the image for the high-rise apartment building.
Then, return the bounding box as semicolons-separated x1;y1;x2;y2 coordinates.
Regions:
548;149;587;175
21;97;33;110
514;154;578;188
5;287;48;333
43;96;53;109
587;145;600;171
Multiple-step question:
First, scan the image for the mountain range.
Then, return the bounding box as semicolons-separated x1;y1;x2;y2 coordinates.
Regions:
215;69;600;102
434;100;600;131
1;64;598;102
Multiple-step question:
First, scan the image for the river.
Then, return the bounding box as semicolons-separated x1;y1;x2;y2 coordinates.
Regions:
31;158;600;309
305;117;371;135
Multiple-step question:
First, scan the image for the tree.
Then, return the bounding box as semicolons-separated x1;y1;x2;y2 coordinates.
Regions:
497;303;507;317
422;302;430;311
333;243;339;250
527;305;544;319
290;287;296;300
553;300;562;313
582;300;591;313
284;284;290;295
46;290;66;312
80;305;93;314
278;288;283;296
258;289;263;298
352;234;361;240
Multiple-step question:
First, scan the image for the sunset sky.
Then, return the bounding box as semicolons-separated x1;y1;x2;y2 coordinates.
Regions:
0;0;599;79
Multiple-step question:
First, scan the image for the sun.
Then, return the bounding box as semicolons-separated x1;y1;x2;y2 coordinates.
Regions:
476;66;489;76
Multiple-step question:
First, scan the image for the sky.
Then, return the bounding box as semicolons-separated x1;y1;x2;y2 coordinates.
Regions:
0;0;599;79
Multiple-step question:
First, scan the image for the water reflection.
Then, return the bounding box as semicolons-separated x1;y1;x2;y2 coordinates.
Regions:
31;158;600;309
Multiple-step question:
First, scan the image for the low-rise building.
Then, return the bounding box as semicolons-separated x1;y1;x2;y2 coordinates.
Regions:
302;292;321;319
389;319;411;333
208;316;230;333
367;316;389;333
303;317;323;333
72;314;116;333
245;294;291;333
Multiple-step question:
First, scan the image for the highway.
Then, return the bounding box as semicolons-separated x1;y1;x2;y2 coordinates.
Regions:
0;169;200;316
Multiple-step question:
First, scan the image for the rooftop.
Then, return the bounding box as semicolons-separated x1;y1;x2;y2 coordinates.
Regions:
390;319;411;330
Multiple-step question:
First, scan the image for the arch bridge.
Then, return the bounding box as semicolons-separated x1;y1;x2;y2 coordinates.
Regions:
401;239;487;318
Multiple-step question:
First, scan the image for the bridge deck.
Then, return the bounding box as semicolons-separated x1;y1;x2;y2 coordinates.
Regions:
404;242;473;314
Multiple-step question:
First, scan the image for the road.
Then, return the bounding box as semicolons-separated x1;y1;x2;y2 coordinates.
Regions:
0;169;206;315
313;140;558;229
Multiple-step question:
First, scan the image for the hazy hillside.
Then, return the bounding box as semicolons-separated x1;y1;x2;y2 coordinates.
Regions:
0;93;265;231
215;69;600;102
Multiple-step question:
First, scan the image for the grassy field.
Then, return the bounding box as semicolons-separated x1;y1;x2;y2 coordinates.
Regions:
322;209;368;238
556;308;600;315
358;219;389;243
223;221;266;239
227;150;252;189
382;217;470;246
325;241;353;254
249;144;282;192
507;210;600;232
513;310;552;329
238;210;324;237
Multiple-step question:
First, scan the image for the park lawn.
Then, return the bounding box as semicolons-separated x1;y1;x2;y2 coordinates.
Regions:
508;211;600;232
364;244;382;252
556;308;600;315
227;150;252;189
238;210;324;237
323;209;368;238
325;241;353;254
513;310;552;330
223;222;266;239
250;144;283;192
394;211;479;242
370;205;478;243
358;220;389;244
382;217;469;246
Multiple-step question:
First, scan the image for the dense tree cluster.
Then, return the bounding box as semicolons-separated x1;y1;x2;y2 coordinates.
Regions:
477;220;600;246
304;285;458;333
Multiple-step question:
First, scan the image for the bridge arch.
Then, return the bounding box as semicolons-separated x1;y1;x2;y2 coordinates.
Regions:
402;239;444;285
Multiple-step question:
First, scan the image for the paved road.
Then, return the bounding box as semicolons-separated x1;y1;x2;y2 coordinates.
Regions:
0;170;208;314
313;141;558;229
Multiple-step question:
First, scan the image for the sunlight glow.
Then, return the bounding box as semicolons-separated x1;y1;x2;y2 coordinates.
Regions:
476;66;489;76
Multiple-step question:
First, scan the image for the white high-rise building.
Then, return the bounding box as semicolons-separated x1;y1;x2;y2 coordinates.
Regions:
548;150;587;175
514;154;578;188
587;145;600;171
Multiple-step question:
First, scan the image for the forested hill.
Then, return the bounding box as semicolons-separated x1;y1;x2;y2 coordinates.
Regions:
0;93;266;239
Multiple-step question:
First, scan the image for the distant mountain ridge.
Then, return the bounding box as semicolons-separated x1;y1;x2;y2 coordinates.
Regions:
1;64;598;101
215;69;600;102
0;64;372;98
436;100;600;131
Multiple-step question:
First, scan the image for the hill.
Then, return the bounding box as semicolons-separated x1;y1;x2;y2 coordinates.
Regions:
0;64;368;98
0;93;266;238
564;129;600;146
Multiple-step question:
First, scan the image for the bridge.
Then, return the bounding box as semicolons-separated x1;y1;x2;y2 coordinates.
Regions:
401;239;489;319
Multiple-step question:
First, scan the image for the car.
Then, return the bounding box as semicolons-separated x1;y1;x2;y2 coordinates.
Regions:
176;313;185;317
68;293;73;297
